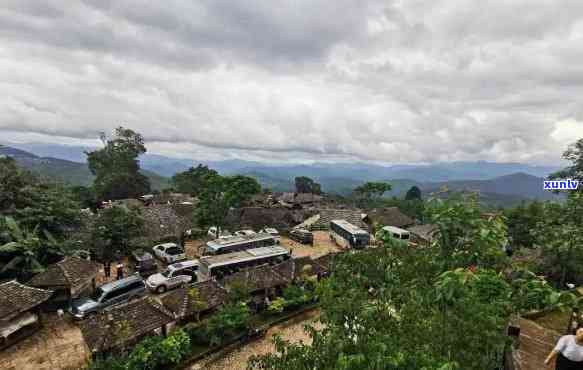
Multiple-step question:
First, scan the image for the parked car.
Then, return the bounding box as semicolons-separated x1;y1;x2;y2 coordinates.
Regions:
69;275;146;319
131;249;158;277
290;228;314;245
234;229;256;237
259;228;281;244
152;243;186;264
146;260;199;294
208;226;232;239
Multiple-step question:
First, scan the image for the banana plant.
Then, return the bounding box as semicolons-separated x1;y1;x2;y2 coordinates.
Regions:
0;217;46;278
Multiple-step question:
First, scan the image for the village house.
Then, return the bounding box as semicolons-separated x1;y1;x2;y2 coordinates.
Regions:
365;207;415;230
0;280;53;350
220;259;295;310
141;203;195;244
160;280;228;323
226;207;308;232
292;256;331;280
296;208;368;231
276;192;324;209
79;296;175;357
27;257;99;308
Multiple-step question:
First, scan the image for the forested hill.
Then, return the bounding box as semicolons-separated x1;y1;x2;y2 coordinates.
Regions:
0;145;169;190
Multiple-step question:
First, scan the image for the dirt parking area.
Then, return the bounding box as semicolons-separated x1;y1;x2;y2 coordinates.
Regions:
0;314;88;370
189;309;322;370
280;231;341;259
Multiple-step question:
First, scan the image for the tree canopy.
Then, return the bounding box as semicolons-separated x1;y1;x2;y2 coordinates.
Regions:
404;185;422;200
86;127;151;201
295;176;322;194
352;182;392;208
171;164;218;196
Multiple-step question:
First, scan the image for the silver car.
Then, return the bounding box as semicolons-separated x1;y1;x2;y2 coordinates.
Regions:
146;260;199;294
69;275;146;319
152;243;186;264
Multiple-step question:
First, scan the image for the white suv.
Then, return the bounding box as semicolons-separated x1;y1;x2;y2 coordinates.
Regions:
152;243;186;264
146;260;199;294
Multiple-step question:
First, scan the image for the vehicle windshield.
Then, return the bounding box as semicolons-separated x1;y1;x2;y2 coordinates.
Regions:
161;268;172;278
166;247;183;255
90;287;104;301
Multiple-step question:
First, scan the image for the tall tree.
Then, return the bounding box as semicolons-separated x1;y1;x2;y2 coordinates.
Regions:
0;157;36;213
90;205;145;261
294;176;321;194
550;137;583;192
534;193;583;287
404;185;422;200
195;174;261;233
86;127;150;201
353;181;392;208
171;164;218;196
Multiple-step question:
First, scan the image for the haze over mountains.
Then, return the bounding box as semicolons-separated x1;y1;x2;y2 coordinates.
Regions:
0;142;562;206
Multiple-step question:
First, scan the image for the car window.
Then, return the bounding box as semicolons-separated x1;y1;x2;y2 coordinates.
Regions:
166;247;183;255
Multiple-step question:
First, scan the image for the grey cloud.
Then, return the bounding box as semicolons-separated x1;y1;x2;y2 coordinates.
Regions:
0;0;582;165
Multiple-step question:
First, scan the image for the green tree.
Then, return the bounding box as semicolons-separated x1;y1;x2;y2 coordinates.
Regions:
171;164;218;196
90;205;145;261
534;193;583;287
206;302;251;346
0;217;48;279
550;137;583;191
0;157;81;237
503;201;544;248
425;196;508;270
294;176;322;194
404;185;422;200
195;174;261;232
86;127;150;201
353;182;392;208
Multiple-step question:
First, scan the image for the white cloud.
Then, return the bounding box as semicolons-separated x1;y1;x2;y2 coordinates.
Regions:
0;0;582;165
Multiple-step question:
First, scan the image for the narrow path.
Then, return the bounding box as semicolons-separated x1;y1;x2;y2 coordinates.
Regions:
188;309;322;370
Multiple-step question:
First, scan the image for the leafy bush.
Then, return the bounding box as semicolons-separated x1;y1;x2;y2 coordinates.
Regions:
206;302;251;346
268;298;286;314
282;285;312;308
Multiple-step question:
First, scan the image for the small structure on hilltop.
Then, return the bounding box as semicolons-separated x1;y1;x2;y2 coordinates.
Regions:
365;207;415;230
28;257;99;308
0;281;53;350
79;296;175;357
160;280;228;323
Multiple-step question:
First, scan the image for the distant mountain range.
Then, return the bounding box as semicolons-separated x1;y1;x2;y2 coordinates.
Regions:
0;142;563;207
0;145;169;190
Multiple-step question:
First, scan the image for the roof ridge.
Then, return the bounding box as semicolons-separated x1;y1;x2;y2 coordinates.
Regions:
57;257;74;284
147;296;176;320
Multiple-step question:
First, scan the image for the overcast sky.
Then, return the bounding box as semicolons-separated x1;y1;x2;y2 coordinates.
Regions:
1;0;582;164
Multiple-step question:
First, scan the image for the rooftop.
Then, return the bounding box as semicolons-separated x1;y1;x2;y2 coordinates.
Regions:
28;257;99;296
366;207;415;228
79;297;174;354
160;280;228;319
0;280;53;321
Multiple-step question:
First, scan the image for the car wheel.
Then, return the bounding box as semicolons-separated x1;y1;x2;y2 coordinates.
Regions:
156;285;167;294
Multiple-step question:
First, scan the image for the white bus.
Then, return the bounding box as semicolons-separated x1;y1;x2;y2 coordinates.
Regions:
329;219;370;249
205;233;277;255
380;226;410;241
198;245;290;280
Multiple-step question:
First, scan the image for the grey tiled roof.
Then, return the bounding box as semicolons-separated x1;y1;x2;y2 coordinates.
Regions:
0;281;52;320
80;297;174;354
161;280;228;319
221;260;293;293
367;207;414;228
28;257;99;296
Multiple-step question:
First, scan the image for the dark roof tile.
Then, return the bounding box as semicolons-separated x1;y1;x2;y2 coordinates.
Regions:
0;281;52;320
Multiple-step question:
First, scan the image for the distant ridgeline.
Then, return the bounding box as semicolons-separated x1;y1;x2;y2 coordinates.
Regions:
0;144;169;190
0;143;561;207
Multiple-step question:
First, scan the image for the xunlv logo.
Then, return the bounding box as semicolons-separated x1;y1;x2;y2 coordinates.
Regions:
543;179;579;190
